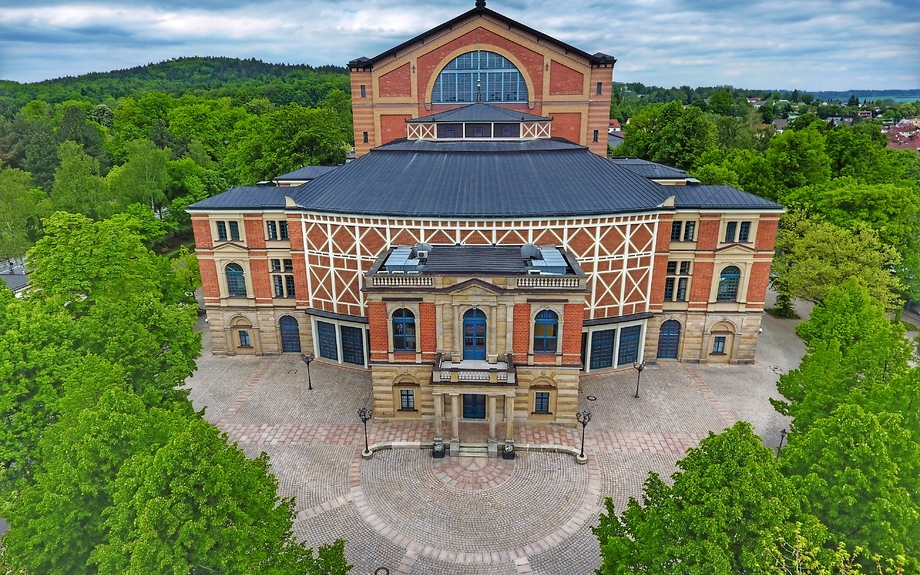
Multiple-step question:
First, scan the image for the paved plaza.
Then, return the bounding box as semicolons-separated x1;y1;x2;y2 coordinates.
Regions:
184;306;806;574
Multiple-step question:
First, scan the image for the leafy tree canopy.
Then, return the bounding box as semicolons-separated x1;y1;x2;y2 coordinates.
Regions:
614;100;718;170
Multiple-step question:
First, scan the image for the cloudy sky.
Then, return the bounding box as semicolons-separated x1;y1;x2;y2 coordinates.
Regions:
0;0;917;90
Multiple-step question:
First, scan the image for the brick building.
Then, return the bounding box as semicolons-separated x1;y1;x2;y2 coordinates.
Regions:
188;1;782;443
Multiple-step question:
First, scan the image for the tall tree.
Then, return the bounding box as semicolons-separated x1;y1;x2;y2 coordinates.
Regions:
107;139;171;210
615;100;718;170
766;126;831;191
51;140;115;219
0;163;51;258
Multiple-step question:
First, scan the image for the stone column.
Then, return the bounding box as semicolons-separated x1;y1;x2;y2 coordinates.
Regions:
450;393;460;455
504;392;515;443
488;395;497;442
433;392;443;442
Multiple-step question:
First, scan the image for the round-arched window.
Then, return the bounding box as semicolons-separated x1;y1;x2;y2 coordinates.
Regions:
226;263;246;297
717;266;741;302
533;310;558;353
431;51;528;103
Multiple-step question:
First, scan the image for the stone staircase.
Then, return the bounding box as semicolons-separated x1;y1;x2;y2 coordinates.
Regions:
455;443;490;458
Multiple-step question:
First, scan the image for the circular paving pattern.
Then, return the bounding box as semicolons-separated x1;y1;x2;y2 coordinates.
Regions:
432;456;514;490
360;450;590;553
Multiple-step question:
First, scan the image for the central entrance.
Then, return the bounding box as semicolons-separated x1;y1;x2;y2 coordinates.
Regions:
463;309;487;360
462;394;486;419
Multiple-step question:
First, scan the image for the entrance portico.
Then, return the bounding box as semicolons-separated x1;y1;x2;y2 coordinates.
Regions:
433;386;516;455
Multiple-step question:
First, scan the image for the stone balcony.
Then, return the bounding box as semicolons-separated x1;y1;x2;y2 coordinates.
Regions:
431;353;517;385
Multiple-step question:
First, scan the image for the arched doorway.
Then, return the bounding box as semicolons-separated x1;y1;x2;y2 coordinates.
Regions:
279;316;301;353
657;320;681;359
463;309;486;360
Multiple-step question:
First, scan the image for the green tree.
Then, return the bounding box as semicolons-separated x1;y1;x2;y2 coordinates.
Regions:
766;126;831;192
224;103;349;185
771;213;903;309
0;163;51;257
615;100;718;170
51;140;115;219
781;404;920;571
593;422;824;574
107;139;171;210
22;127;60;192
707;90;734;116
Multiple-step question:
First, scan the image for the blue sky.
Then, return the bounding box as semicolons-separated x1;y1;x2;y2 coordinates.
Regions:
0;0;917;90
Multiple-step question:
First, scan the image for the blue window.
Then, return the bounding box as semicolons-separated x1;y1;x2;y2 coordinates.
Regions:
400;389;415;410
216;221;227;241
534;391;550;413
664;278;675;300
533;310;558;353
226;263;246;297
676;278;688;301
724;221;737;243
670;221;682;241
317;321;338;361
589;329;615;369
279;221;289;240
229;221;240;242
683;221;695;241
738;221;751;242
712;336;726;354
392;309;416;351
717;266;741;301
432;51;528;103
238;330;251;347
267;221;277;240
617;325;642;365
341;325;365;366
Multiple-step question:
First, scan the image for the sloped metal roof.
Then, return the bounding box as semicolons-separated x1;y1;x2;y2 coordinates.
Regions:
407;103;550;124
287;139;668;217
673;185;782;210
273;165;340;181
190;186;289;210
610;157;687;179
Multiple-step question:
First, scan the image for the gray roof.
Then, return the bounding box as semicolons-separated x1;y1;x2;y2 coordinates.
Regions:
274;165;340;181
190;142;782;215
1;273;28;292
190;186;289;210
607;133;624;149
610;157;687;180
379;245;581;276
288;139;667;217
673;185;781;210
407;103;550;124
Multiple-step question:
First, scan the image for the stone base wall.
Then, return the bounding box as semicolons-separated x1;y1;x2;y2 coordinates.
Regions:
204;306;309;356
645;311;764;365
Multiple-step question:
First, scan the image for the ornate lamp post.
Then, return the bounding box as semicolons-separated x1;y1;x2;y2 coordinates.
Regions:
575;410;592;465
777;428;787;457
633;360;646;398
358;407;373;459
300;353;315;390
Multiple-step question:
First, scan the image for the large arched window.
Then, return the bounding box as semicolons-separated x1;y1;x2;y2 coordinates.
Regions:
533;310;558;353
392;309;416;351
226;263;247;297
717;266;741;302
431;51;528;104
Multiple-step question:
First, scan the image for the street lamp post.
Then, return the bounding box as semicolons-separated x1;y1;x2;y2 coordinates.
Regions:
633;360;646;398
300;353;315;390
575;410;592;464
777;428;787;457
358;407;373;459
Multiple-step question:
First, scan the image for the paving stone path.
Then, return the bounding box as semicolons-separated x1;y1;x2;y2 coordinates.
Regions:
185;309;804;574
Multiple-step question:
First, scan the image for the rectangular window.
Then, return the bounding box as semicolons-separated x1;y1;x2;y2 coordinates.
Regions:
229;221;240;242
589;329;615;369
676;278;688;301
712;336;726;354
666;261;677;275
216;221;227;241
270;259;281;272
664;277;675;300
273;275;284;298
593;130;599;142
360;84;366;98
239;330;251;347
283;258;293;272
400;389;415;410
317;321;338;361
285;275;295;298
279;221;289;240
534;392;550;413
679;261;691;275
617;325;642;365
341;325;365;366
683;221;695;241
363;131;369;144
671;221;682;241
738;221;751;242
596;82;603;95
724;221;737;243
267;221;277;240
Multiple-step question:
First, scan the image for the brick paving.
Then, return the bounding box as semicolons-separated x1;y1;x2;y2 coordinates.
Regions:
184;308;805;574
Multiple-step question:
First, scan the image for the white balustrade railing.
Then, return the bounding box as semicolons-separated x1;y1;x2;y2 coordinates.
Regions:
371;276;433;287
516;276;581;288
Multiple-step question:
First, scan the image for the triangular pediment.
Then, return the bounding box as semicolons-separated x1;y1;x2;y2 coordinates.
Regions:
211;241;249;253
445;278;505;295
714;243;756;255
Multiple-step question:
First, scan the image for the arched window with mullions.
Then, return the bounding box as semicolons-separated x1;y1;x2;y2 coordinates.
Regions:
392;309;416;351
431;51;528;104
717;266;741;302
225;263;247;297
533;310;559;353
